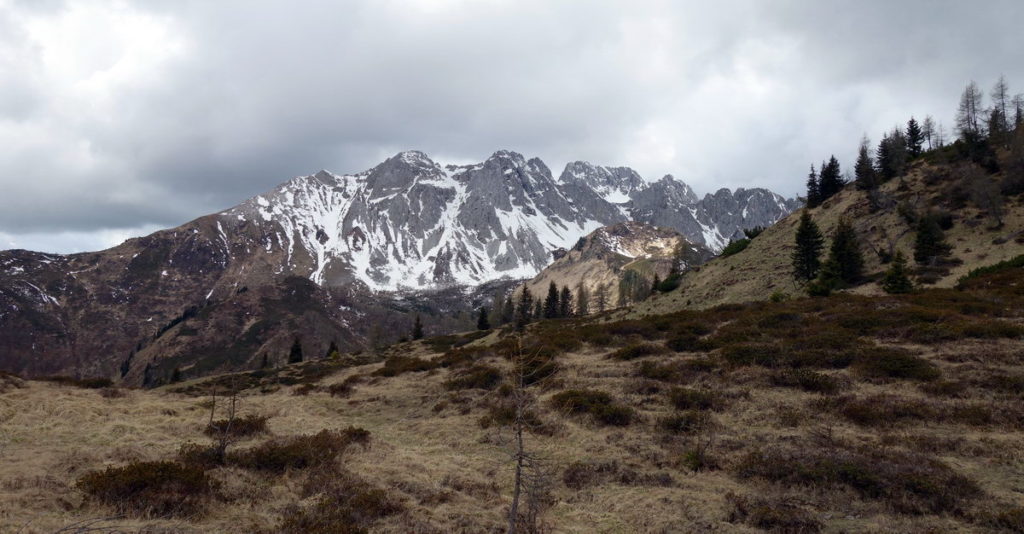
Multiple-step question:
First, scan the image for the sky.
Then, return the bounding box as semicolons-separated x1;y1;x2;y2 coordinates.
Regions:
2;0;1023;253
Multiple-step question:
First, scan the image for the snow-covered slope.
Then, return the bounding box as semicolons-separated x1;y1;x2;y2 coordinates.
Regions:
209;150;799;291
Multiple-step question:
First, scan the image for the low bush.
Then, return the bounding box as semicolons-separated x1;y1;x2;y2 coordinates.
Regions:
39;375;113;389
735;446;981;514
720;238;750;257
853;348;940;381
727;493;822;533
657;410;704;435
372;356;437;377
667;387;721;410
550;389;634;426
823;394;937;426
720;343;784;367
77;460;217;518
327;375;363;397
608;343;667;361
637;358;716;383
280;468;401;534
204;414;269;438
665;334;713;352
228;427;369;473
444;365;502;390
770;369;842;394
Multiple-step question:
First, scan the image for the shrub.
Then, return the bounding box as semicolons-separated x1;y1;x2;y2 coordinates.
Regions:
727;493;822;533
667;387;720;410
280;468;401;534
372;355;437;377
99;387;127;399
637;358;716;383
665;334;713;352
550;389;634;426
720;343;784;367
720;238;751;257
825;394;937;426
770;369;842;394
657;410;703;435
608;343;667;360
204;414;269;438
77;461;217;518
444;365;502;390
228;428;369;473
327;375;363;397
39;375;114;389
735;446;981;514
853;348;940;381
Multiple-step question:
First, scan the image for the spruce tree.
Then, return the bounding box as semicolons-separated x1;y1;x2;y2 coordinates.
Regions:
651;273;662;294
913;214;952;265
806;165;821;208
516;287;533;329
288;337;303;363
575;283;590;316
260;353;269;369
543;281;559;319
828;218;864;284
502;295;515;325
906;117;923;158
791;210;824;282
875;133;893;180
818;156;844;201
477;307;491;330
559;285;572;318
533;299;543;321
881;252;913;294
412;315;424;340
854;136;876;190
594;283;608;312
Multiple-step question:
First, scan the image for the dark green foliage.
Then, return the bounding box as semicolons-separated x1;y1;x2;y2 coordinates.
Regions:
476;307;490;330
516;287;534;329
203;414;269;438
288;337;303;364
826;218;864;284
735;446;981;515
444;365;502;390
550;389;634;426
792;210;824;282
914;213;952;267
806;164;821;208
906;117;924;157
720;238;750;257
608;343;667;361
618;269;650;305
667;387;721;410
227;428;369;473
743;226;765;239
770;369;842;394
665;334;713;352
560;285;573;317
854;136;877;190
412;315;424;340
39;376;114;389
324;341;339;360
957;254;1024;287
544;281;559;319
656;272;682;292
881;252;914;294
853;348;940;381
817;156;844;201
372;355;437;377
77;461;217;518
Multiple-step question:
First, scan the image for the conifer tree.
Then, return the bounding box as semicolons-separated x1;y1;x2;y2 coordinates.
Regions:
913;214;952;265
412;315;424;340
806;165;821;208
288;337;303;363
575;282;590;316
543;282;559;319
325;340;339;359
502;295;515;325
991;75;1011;135
260;353;269;369
922;115;936;150
533;299;543;321
170;367;182;383
854;136;877;190
490;289;506;326
881;252;913;294
827;218;864;284
559;286;572;318
1013;93;1024;131
791;210;824;282
875;133;893;180
818;156;844;201
651;273;661;294
516;287;533;329
477;307;491;330
906;117;923;158
594;283;609;312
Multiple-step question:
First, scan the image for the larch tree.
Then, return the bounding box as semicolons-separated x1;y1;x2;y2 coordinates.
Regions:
956;80;984;140
991;75;1011;136
922;115;936;150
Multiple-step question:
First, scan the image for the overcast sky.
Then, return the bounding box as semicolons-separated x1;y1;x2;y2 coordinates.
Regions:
2;0;1022;253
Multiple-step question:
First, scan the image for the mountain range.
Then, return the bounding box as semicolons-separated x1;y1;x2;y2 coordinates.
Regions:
0;149;799;383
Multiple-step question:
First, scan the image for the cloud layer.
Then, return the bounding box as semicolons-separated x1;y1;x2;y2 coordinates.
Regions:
2;0;1023;252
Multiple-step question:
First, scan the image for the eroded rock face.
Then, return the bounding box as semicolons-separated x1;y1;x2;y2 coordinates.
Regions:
0;149;798;383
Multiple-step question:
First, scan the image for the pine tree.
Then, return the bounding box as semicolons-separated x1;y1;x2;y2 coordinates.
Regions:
516;287;533;329
818;156;844;201
412;315;424;340
1013;93;1024;131
875;133;893;180
854;136;876;190
881;252;913;294
913;214;952;265
828;218;864;284
806;165;821;208
906;117;923;158
502;295;515;325
791;210;824;282
477;307;491;330
559;286;572;317
575;283;590;316
543;281;559;319
288;337;303;363
651;273;662;294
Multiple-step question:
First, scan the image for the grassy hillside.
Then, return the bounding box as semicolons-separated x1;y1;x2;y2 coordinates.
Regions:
628;158;1024;318
2;260;1022;533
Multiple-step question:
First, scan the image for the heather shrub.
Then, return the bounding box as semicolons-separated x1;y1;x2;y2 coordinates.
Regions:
665;334;713;352
372;356;437;377
667;387;721;411
727;493;822;533
204;414;269;438
824;394;937;426
280;468;401;534
608;343;668;361
853;348;940;381
550;389;634;426
77;461;217;518
770;369;842;394
719;343;784;367
444;364;502;390
657;410;703;435
228;428;369;473
40;375;114;389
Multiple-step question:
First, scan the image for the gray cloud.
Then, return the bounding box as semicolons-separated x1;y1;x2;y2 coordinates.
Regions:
1;0;1023;253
